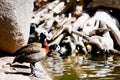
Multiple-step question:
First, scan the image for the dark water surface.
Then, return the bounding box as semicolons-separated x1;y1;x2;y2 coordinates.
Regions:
42;54;120;80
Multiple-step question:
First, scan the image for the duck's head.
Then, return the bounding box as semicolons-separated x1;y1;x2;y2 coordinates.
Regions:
49;44;60;52
39;31;49;43
40;33;47;40
48;44;60;57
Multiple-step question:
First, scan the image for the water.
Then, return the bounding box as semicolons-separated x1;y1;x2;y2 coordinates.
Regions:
42;54;120;80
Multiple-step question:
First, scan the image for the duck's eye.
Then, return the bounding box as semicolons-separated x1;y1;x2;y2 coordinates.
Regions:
44;31;47;34
57;46;60;50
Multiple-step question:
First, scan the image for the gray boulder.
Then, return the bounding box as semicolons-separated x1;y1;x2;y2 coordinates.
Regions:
0;0;33;54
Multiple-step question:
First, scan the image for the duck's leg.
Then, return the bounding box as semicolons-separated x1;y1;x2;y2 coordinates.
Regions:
30;63;42;77
30;63;36;76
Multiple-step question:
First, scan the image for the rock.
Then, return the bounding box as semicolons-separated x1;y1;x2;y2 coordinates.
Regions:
82;0;120;23
0;0;33;54
0;56;53;80
83;0;120;10
0;73;31;80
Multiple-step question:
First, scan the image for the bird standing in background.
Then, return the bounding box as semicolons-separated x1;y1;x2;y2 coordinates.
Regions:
13;32;49;77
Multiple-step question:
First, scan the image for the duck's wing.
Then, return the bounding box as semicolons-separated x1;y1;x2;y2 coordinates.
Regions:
13;43;42;63
14;43;42;56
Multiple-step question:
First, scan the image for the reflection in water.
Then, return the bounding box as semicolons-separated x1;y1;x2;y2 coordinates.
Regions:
42;53;120;80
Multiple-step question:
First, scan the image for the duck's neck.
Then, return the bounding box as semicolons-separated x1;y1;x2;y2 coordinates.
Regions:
43;41;49;54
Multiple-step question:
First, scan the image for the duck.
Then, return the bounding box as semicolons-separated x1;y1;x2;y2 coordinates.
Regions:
49;44;60;52
13;32;49;77
48;44;61;58
59;36;76;57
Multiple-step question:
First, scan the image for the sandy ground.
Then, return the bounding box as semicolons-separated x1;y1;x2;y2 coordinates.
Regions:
0;53;52;80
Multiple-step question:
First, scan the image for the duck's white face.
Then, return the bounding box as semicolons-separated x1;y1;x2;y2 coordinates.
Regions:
56;45;60;51
42;30;48;37
46;34;52;41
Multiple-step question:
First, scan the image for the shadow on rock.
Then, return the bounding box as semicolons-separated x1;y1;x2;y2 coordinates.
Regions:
11;64;30;68
0;51;13;57
5;71;31;76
